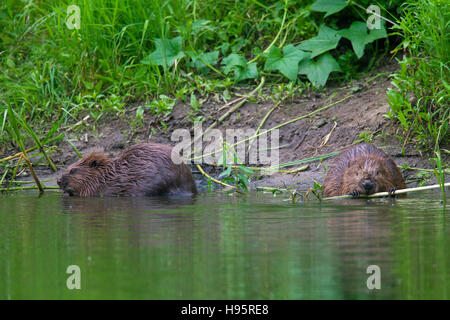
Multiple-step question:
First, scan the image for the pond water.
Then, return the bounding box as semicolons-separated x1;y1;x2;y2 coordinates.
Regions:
0;190;448;299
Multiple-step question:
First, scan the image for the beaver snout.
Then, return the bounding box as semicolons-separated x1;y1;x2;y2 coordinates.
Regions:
362;181;374;194
57;175;65;188
57;175;74;196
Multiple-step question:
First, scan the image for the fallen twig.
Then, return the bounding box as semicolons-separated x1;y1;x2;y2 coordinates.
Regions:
322;182;450;200
195;164;236;190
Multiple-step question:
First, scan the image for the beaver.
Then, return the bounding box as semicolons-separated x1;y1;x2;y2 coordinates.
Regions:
322;143;406;197
57;142;197;197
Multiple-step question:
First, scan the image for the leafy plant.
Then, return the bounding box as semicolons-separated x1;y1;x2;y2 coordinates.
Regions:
222;54;258;82
142;37;185;68
218;143;254;192
147;95;176;116
387;0;449;149
264;45;310;82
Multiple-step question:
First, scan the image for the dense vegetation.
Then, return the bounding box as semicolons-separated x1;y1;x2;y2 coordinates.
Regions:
0;0;448;194
387;0;449;150
1;0;403;138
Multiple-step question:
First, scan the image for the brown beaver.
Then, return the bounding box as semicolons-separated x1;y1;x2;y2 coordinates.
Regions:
322;143;406;197
57;142;197;197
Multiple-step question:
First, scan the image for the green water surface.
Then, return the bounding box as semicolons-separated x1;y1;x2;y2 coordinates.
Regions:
0;191;448;299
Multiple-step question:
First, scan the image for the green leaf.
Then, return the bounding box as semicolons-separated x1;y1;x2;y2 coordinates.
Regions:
310;0;348;18
298;25;341;58
6;58;15;68
338;21;388;58
264;45;310;81
187;50;219;74
222;54;258;82
142;37;185;68
136;106;144;120
191;19;214;34
222;53;247;74
221;42;230;55
338;21;368;59
366;21;387;44
234;63;258;82
298;53;341;87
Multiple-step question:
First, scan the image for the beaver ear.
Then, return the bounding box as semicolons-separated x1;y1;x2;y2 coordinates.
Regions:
89;159;100;168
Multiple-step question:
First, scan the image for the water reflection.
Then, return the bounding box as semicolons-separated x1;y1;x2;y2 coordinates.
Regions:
0;191;448;299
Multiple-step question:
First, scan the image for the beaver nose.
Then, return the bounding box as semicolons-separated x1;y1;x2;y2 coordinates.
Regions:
57;176;66;189
363;181;374;193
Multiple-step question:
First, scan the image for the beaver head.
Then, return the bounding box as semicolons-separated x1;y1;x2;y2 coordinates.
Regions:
340;157;394;196
57;153;113;197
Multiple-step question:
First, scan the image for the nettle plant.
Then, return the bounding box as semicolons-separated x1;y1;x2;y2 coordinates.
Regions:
142;0;388;87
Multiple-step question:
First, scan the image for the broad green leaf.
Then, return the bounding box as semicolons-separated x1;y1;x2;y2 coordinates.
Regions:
310;0;348;17
221;42;230;55
234;62;258;82
298;53;341;87
222;53;247;74
366;21;387;44
222;53;257;81
187;50;219;74
338;21;388;58
338;21;368;58
264;45;310;81
298;25;341;58
142;37;185;67
191;19;215;34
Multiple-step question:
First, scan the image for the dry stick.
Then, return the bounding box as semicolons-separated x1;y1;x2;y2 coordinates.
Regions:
248;102;280;154
21;154;44;193
62;115;90;131
195;164;236;190
257;183;450;199
191;94;352;161
11;178;55;184
402;166;450;174
217;97;246;112
0;170;8;185
319;121;337;147
275;165;309;174
1;148;35;162
257;186;294;193
245;164;309;174
0;186;60;192
0;134;62;163
200;162;309;175
322;183;450;200
8;154;23;190
350;1;398;27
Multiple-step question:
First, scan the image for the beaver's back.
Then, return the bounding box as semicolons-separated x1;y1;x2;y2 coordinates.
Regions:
58;142;197;197
322;143;405;197
107;142;197;196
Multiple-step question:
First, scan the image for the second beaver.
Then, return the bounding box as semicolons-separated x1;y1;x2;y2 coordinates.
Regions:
57;142;197;197
322;143;406;197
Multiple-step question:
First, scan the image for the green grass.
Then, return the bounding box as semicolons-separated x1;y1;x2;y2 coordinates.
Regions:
0;0;403;146
387;0;449;149
0;0;313;146
384;0;449;200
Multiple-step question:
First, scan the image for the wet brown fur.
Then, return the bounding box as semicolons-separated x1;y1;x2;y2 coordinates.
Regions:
322;144;406;197
57;142;197;197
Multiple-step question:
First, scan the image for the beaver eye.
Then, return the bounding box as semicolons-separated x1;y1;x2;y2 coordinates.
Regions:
70;168;77;175
90;160;99;168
